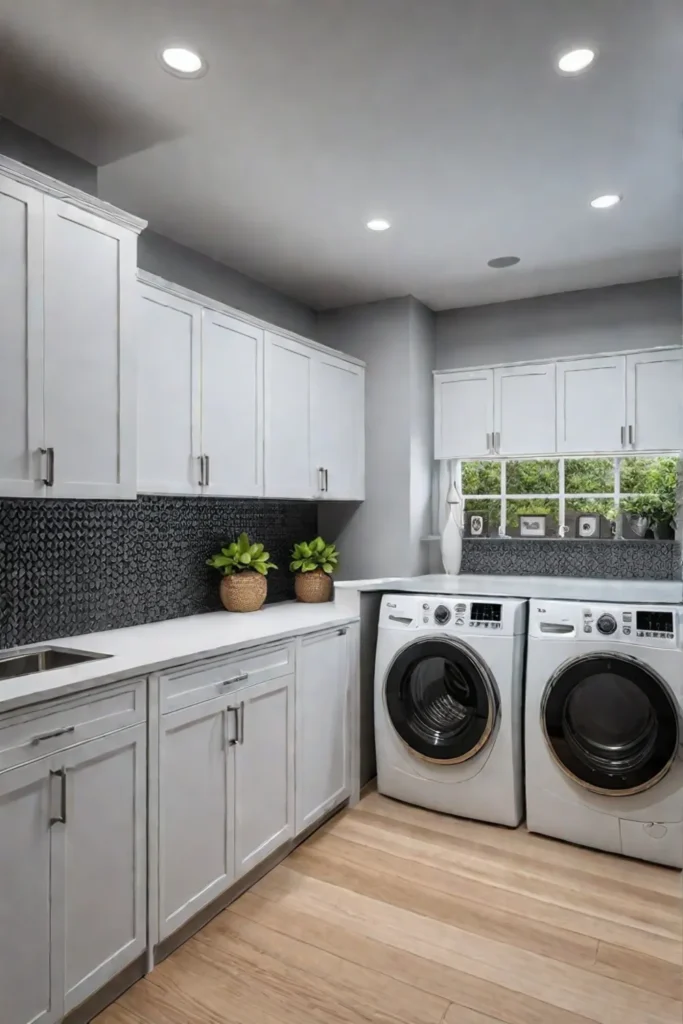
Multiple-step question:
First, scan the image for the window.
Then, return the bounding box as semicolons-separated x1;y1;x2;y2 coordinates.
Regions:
457;456;678;540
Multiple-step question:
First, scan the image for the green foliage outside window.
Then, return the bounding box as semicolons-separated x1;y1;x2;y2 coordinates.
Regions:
506;460;559;495
461;461;501;495
620;457;678;525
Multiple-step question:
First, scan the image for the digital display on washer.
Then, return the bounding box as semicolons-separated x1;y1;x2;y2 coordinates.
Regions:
470;603;502;622
636;610;673;634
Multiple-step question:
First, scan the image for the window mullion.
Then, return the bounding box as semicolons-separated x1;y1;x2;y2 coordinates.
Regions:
559;458;566;538
614;456;622;539
500;460;507;538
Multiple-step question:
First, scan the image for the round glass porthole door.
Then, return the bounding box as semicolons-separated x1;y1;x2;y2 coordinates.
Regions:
384;639;497;764
543;654;679;795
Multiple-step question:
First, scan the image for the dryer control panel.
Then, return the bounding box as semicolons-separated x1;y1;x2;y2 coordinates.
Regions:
528;600;680;648
379;594;527;636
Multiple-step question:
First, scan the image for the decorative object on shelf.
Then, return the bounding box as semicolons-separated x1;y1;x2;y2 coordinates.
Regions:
467;512;487;537
290;536;339;603
577;514;600;538
441;476;464;574
519;514;547;538
207;533;277;612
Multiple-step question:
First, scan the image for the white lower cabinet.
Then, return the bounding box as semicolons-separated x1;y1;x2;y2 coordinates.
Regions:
0;721;147;1024
296;629;350;834
234;676;295;876
159;697;236;940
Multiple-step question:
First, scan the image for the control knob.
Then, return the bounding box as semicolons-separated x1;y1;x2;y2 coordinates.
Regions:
434;605;451;625
596;613;617;636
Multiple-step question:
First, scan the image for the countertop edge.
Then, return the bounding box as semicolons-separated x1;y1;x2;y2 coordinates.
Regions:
0;609;360;716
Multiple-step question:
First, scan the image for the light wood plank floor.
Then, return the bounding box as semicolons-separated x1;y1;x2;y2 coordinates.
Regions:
96;789;682;1024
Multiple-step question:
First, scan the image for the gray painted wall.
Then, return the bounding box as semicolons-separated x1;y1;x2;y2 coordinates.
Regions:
0;119;315;336
138;230;316;337
436;278;682;370
317;296;435;580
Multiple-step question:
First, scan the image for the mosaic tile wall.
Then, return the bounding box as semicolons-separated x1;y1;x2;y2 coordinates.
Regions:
0;496;317;649
460;538;681;580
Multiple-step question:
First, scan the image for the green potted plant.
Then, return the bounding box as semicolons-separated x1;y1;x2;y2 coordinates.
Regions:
289;537;339;603
206;533;277;612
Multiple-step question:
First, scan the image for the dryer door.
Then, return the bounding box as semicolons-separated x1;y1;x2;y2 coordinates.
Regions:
384;638;498;764
542;653;679;795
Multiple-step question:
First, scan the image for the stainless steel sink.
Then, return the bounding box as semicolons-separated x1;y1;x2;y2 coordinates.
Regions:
0;646;111;680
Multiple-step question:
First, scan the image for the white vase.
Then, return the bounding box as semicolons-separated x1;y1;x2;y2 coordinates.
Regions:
441;480;463;575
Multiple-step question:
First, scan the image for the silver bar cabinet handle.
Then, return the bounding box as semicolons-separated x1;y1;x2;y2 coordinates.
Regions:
198;455;205;486
205;454;210;487
49;768;67;826
40;447;55;487
620;426;625;447
485;432;491;453
32;725;75;746
495;431;500;452
628;425;634;446
226;706;239;746
219;672;248;690
317;467;324;492
324;468;329;492
238;701;245;745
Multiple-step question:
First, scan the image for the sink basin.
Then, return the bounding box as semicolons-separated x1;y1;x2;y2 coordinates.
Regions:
0;646;111;680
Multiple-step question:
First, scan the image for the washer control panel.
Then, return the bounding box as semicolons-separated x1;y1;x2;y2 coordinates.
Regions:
531;601;679;647
381;594;527;636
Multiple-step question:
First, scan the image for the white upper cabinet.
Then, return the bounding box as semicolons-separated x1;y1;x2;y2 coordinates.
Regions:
0;178;44;498
312;354;365;500
556;355;626;454
0;159;145;500
494;363;556;456
138;287;201;495
264;333;315;498
201;311;264;497
434;368;494;459
626;349;683;453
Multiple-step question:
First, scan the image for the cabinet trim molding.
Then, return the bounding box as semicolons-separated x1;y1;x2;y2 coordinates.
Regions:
0;155;147;233
434;344;681;378
137;270;366;369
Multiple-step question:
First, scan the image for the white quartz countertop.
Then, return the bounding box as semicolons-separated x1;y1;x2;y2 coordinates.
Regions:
334;573;683;604
0;603;358;714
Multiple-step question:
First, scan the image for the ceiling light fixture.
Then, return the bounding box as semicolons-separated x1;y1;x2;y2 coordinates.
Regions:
366;218;391;232
487;256;520;269
159;46;207;77
557;47;595;74
590;194;621;209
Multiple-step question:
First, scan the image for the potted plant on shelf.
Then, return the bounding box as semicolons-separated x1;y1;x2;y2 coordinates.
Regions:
290;537;339;603
206;533;277;612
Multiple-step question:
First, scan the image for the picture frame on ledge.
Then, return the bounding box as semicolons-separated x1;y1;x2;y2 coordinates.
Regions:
519;515;547;538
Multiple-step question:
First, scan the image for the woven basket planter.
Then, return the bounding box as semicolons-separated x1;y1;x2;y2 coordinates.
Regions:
294;568;333;604
220;571;267;613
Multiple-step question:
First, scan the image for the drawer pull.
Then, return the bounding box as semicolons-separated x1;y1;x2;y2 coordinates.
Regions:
219;672;248;690
31;725;76;746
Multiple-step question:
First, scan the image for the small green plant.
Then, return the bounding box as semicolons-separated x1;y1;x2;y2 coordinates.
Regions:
290;537;339;575
206;533;277;576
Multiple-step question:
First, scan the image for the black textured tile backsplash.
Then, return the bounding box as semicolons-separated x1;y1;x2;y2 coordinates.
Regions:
461;538;680;580
0;496;317;649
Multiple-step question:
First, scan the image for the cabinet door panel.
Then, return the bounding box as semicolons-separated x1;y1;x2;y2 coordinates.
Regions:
627;350;683;452
0;759;62;1024
494;363;556;455
265;334;314;498
313;355;365;499
434;370;494;459
202;311;263;496
234;675;295;876
296;631;350;834
43;199;136;498
0;177;45;497
159;698;234;939
556;356;626;454
138;287;201;495
63;725;146;1012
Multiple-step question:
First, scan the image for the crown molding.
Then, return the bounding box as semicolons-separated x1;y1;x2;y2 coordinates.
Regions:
0;155;147;234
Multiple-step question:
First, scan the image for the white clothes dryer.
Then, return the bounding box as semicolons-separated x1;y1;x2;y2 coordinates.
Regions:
374;593;527;826
525;599;683;867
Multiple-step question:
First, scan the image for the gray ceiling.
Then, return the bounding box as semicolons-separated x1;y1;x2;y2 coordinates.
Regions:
1;0;681;311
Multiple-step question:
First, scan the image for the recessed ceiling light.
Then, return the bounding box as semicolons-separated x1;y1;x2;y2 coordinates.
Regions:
557;47;595;74
366;218;391;232
487;256;520;269
159;46;207;77
590;194;621;209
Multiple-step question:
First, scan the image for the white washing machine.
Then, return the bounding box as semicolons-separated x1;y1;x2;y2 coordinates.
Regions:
374;593;527;826
526;600;683;868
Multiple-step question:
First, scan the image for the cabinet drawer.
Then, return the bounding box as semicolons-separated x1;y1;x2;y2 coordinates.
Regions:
0;677;146;772
160;642;293;714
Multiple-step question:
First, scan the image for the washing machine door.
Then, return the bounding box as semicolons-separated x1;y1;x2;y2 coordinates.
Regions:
384;638;498;764
542;653;679;795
